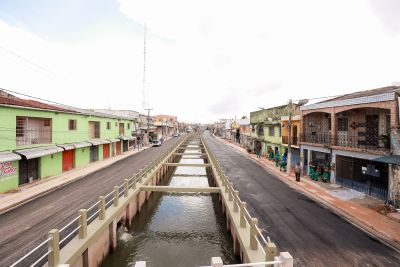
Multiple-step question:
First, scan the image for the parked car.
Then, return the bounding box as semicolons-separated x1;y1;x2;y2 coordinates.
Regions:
173;133;179;137
152;140;162;147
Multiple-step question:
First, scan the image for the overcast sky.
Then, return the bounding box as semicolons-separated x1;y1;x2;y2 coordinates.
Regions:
0;0;399;123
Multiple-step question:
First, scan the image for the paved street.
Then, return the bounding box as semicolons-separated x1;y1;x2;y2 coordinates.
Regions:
0;136;184;267
203;132;400;267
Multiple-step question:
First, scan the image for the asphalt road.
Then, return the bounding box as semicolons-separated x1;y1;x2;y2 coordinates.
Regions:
203;131;400;267
0;135;185;267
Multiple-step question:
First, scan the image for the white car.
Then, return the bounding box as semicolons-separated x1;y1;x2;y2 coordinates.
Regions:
173;133;179;137
152;140;162;147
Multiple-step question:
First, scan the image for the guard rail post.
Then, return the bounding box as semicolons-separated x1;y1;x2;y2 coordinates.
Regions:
48;229;60;267
250;218;258;250
133;174;137;189
113;186;119;207
124;179;129;197
233;190;239;212
99;196;106;220
265;242;278;261
240;201;247;228
78;209;87;239
228;183;234;201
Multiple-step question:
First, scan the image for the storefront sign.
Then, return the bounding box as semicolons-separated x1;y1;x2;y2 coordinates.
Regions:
0;162;17;177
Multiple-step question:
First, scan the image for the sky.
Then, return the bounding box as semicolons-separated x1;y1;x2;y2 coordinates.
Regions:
0;0;399;123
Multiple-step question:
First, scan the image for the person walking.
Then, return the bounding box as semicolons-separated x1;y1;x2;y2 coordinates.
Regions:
256;144;261;158
295;162;301;182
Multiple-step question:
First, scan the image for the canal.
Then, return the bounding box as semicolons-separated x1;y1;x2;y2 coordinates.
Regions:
101;142;240;267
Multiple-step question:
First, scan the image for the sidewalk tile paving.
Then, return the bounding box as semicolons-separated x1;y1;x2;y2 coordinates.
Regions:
219;137;400;250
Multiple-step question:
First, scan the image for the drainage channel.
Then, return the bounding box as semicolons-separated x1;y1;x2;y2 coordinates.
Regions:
20;134;292;267
101;137;240;266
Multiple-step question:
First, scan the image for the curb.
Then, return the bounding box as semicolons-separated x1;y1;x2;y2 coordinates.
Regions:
0;146;151;215
215;137;400;253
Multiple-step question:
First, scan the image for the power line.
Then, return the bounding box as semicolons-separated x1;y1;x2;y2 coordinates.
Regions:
0;45;65;80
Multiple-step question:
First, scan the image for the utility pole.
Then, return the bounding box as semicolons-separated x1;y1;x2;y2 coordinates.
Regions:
287;99;293;172
144;108;153;143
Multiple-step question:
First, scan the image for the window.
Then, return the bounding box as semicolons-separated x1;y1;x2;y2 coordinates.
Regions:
269;126;275;136
89;121;100;138
69;119;77;130
16;117;52;146
127;123;130;129
16;117;25;137
278;126;281;137
338;118;348;131
107;122;111;130
115;122;118;127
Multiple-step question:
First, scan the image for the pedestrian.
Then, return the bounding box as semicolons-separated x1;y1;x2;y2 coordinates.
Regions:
256;145;261;158
295;162;301;182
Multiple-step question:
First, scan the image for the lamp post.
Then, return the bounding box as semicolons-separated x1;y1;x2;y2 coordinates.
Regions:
287;99;292;173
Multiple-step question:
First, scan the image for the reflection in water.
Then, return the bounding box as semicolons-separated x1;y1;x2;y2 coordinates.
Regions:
101;148;240;267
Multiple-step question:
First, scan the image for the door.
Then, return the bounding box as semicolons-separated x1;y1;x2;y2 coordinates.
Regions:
123;140;128;152
19;158;39;185
62;150;74;172
90;146;99;162
337;117;348;147
116;141;121;155
103;144;110;159
366;115;379;147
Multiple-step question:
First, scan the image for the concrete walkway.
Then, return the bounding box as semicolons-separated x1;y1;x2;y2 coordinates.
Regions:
220;137;400;251
0;144;153;214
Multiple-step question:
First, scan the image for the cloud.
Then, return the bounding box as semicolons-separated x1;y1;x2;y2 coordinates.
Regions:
369;0;400;34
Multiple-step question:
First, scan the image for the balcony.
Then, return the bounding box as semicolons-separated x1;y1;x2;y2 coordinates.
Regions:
282;136;298;146
16;130;52;146
300;133;390;153
300;133;331;146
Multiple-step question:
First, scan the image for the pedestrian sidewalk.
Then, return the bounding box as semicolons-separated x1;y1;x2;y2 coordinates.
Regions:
219;137;400;251
0;144;152;214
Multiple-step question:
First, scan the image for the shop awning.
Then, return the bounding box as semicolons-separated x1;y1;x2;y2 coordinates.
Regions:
88;139;110;146
118;136;130;141
72;142;92;148
106;138;120;143
0;151;21;163
129;136;137;140
57;144;75;150
15;146;63;159
372;155;400;165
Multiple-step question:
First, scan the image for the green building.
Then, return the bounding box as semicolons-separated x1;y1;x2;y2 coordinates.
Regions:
250;105;290;157
0;91;137;193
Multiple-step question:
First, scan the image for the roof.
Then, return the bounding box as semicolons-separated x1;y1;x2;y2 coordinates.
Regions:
319;86;400;103
301;85;400;111
0;91;75;113
92;109;139;119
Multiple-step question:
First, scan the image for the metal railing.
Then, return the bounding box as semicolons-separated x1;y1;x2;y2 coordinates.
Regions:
9;137;187;267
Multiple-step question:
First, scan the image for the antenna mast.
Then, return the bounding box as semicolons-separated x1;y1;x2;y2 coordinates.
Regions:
142;23;147;109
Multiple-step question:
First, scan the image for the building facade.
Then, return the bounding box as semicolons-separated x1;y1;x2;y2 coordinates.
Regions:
0;91;136;193
299;86;400;201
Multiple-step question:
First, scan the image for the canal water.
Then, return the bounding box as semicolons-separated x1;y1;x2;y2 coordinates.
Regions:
101;143;240;267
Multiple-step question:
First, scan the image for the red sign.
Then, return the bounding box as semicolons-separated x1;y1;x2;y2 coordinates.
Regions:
0;162;17;177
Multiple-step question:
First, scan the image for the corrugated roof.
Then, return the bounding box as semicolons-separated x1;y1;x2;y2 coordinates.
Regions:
318;86;400;103
0;93;75;113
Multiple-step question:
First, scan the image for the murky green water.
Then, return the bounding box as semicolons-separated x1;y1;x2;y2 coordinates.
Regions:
101;145;240;267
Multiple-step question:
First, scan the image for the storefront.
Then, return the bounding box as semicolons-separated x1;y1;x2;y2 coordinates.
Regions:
335;155;388;200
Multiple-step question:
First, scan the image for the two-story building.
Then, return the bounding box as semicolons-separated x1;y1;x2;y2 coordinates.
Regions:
250;105;291;156
281;113;301;170
300;86;400;201
0;91;136;193
153;114;178;138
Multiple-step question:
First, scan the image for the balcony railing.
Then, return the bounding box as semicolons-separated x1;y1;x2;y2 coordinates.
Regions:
300;133;331;146
16;130;52;146
300;133;390;152
282;136;298;146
